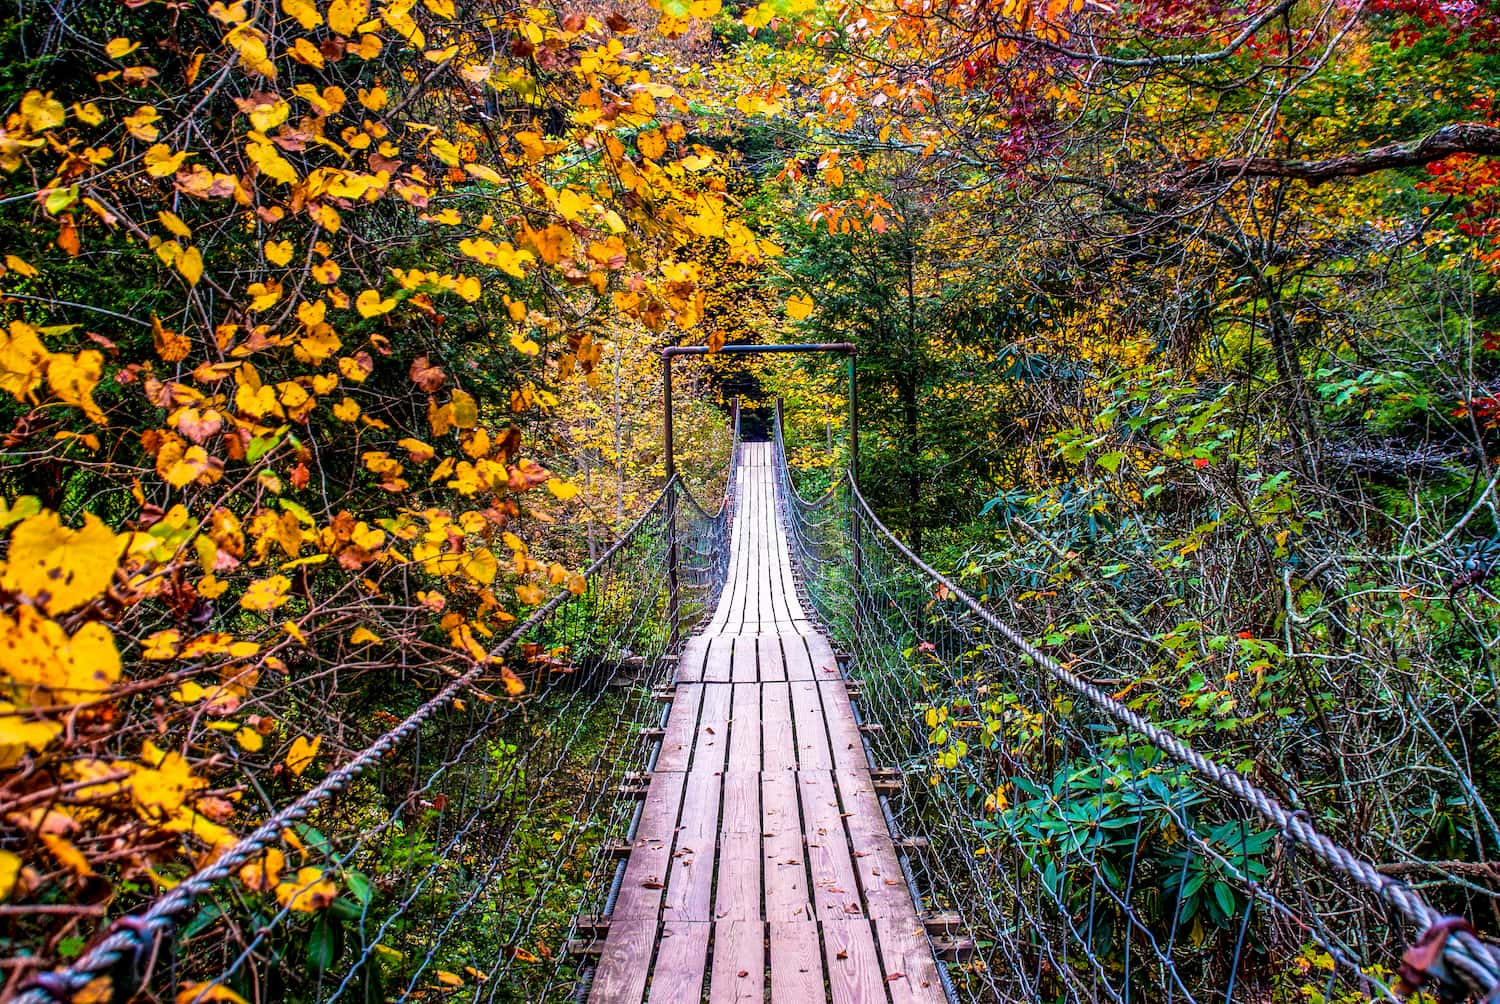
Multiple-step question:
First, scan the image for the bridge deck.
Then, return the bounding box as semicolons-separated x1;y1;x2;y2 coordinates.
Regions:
589;443;946;1004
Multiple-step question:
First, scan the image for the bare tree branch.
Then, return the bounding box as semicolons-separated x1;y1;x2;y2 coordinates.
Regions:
1175;122;1500;186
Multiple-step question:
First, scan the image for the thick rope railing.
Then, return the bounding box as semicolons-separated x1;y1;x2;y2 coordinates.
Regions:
15;478;720;1004
770;407;1500;1002
845;478;1500;997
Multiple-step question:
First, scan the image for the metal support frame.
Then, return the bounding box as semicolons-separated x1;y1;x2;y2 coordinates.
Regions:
662;343;858;648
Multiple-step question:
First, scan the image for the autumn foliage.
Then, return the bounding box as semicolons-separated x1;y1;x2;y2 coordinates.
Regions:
4;0;1500;995
0;0;776;981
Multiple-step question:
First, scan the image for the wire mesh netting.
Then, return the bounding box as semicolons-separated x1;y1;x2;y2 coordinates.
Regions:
14;460;734;1004
771;409;1500;1004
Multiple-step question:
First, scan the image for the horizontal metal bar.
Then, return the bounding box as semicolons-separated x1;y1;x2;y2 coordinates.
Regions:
661;342;856;358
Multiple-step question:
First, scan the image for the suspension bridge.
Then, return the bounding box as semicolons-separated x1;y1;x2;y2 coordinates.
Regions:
14;391;1500;1004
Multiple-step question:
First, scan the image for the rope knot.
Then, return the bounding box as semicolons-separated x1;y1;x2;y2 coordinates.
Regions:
1397;916;1479;1003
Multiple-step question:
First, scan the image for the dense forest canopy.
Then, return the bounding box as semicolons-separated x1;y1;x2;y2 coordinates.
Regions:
2;0;1499;996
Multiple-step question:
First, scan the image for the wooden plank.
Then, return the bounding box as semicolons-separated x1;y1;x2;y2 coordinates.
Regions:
834;769;911;920
782;638;815;682
789;680;833;770
761;771;812;922
822;918;887;1004
798;770;864;920
732;636;759;684
758;637;787;682
760;682;796;772
818;680;868;772
769;921;824;1004
592;932;654;1004
655;684;704;773
873;918;947;1004
709;920;766;1004
719;770;760;834
716;772;760;923
693;683;732;775
611;768;689;919
728;683;761;772
805;634;842;680
703;636;734;684
664;770;723;921
646;921;710;1004
677;636;710;684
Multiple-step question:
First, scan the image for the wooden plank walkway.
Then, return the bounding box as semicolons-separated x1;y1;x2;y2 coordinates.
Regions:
590;443;946;1004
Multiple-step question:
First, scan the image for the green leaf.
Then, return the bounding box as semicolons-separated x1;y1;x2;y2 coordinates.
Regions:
1212;880;1236;919
45;186;79;215
1096;451;1124;473
307;916;341;973
247;427;287;463
343;870;374;906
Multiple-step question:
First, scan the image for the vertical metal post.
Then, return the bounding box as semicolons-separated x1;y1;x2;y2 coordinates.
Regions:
847;352;858;485
664;356;680;648
848;351;862;642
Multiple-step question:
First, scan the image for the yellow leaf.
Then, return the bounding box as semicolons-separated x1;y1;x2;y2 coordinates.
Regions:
285;734;322;776
105;38;140;59
328;0;369;35
275;866;336;911
124;105;161;141
290;36;325;68
637;128;666;160
240;575;291;612
158;211;192;239
20;91;65;131
546;478;580;501
358;86;388;110
508;333;540;355
281;0;322;28
0;320;48;403
246;135;298;185
177;246;203;285
437;971;464;988
143;144;190;178
73;101;104;126
0;703;62;768
161;442;216;488
1;511;124;614
237;726;265;752
349;626;381;644
464;547;498;585
0;850;20;901
177;984;249;1004
40;832;92;878
450;389;478;429
244;96;290;132
3;254;36;278
141;629;181;660
355;289;396;317
786;294;814;320
239;848;284;892
312;259;341;284
516;583;544;605
264;239;294;266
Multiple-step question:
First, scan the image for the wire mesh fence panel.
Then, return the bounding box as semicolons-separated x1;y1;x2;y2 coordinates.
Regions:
15;470;733;1004
771;408;1500;1004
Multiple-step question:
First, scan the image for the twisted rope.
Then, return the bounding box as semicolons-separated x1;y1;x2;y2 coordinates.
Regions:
17;485;676;1004
838;471;1500;998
